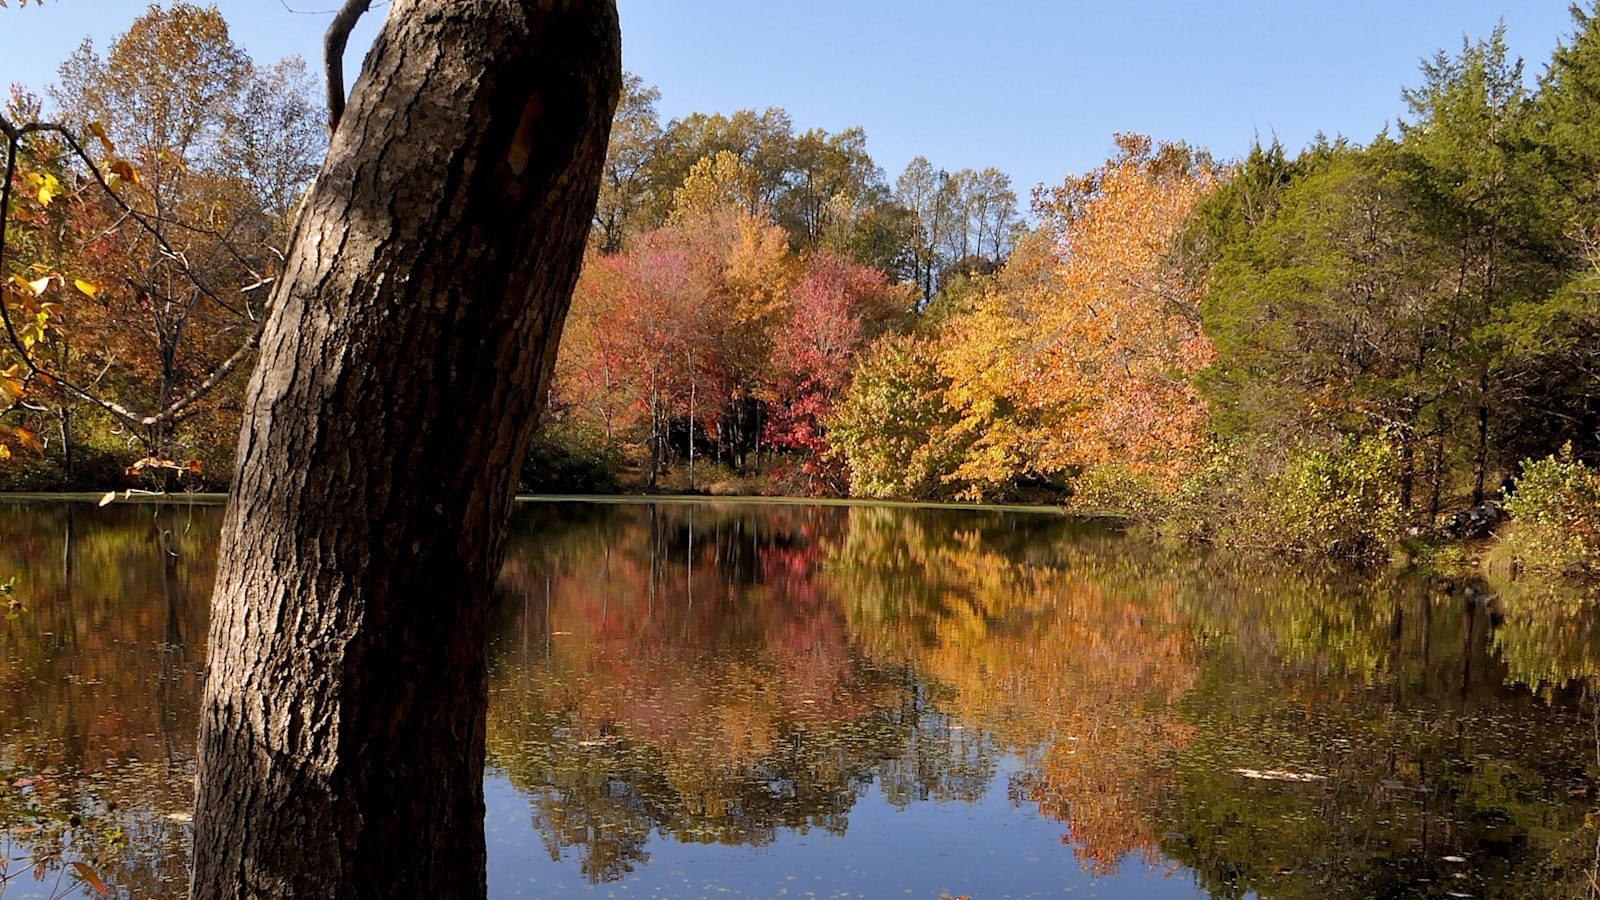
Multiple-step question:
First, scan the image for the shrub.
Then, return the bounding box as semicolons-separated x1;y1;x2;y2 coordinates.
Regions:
1259;435;1404;559
0;454;66;491
519;423;622;494
1159;440;1261;543
1499;444;1600;578
1066;463;1171;519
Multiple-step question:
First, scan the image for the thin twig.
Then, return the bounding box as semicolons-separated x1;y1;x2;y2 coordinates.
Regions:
16;120;244;318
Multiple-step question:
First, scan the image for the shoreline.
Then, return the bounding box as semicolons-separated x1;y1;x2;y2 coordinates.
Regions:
0;490;1128;519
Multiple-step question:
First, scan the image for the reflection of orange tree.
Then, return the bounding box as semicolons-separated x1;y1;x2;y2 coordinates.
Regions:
825;506;1199;875
487;503;926;883
0;502;218;898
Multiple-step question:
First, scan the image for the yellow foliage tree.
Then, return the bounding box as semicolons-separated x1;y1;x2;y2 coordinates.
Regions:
936;135;1217;498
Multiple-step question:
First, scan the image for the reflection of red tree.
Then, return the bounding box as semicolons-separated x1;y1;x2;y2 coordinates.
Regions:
492;506;891;786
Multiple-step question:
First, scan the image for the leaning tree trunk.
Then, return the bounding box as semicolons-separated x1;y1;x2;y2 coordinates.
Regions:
190;2;620;897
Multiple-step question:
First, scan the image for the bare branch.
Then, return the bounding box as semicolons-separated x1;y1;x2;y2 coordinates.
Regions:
325;0;373;132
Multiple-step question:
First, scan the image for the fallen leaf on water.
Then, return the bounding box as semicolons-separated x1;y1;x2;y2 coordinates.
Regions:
1232;768;1327;783
72;862;109;896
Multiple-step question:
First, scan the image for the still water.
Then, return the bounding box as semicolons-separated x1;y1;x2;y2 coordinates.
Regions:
2;499;1599;898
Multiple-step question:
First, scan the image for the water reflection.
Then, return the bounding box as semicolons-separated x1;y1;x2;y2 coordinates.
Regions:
2;499;1599;897
0;503;212;898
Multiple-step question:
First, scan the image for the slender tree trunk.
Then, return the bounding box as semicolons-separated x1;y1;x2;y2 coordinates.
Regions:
648;376;661;489
191;3;620;897
57;403;73;485
688;352;696;492
1473;371;1491;506
1428;433;1445;522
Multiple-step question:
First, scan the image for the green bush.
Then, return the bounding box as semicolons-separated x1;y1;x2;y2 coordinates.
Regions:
1066;463;1171;519
1259;436;1404;559
519;424;622;494
1159;440;1262;543
1163;436;1402;558
1499;445;1600;578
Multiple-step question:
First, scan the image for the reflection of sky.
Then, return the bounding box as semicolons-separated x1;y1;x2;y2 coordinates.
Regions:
484;754;1200;898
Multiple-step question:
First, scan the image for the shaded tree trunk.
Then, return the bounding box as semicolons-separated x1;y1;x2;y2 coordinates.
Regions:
190;2;620;897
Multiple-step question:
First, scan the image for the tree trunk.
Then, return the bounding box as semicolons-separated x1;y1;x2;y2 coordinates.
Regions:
190;3;620;897
688;352;697;492
1473;393;1490;506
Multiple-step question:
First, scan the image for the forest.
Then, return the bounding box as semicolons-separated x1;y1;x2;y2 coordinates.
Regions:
2;3;1598;572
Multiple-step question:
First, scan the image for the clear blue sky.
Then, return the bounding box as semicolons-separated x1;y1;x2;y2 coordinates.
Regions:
0;1;1582;195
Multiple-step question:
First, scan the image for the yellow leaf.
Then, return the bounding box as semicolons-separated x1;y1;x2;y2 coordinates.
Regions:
0;444;9;461
87;121;115;154
36;173;61;206
107;159;141;186
13;428;41;454
73;279;100;298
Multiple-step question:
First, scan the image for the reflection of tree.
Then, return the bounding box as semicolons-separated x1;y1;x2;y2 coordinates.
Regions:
5;499;1597;895
826;507;1199;875
0;502;219;898
488;503;972;884
1488;573;1600;694
491;502;1600;893
1162;563;1600;898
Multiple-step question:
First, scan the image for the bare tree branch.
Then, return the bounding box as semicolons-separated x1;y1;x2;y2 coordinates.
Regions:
324;0;373;132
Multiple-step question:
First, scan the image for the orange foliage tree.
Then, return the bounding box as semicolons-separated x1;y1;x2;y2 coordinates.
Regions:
932;135;1218;499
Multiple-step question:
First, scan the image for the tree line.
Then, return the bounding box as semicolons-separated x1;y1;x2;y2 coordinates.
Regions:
4;4;1599;566
550;11;1600;566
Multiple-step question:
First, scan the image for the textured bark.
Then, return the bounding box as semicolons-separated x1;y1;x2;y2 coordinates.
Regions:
190;2;620;897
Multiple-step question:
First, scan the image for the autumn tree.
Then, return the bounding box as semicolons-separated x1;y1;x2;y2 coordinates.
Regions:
924;136;1216;500
48;2;323;471
0;89;74;466
829;333;963;499
553;155;806;486
592;73;662;253
766;250;910;491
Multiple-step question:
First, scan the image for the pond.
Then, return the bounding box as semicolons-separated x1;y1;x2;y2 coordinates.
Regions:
2;498;1599;898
